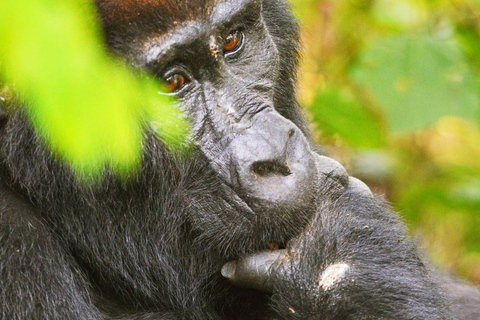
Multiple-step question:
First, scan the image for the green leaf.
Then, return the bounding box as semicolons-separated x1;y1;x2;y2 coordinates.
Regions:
352;34;480;132
309;86;385;149
0;0;189;178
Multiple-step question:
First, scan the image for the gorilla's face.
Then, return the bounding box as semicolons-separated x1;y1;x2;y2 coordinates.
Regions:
129;0;318;218
92;0;349;255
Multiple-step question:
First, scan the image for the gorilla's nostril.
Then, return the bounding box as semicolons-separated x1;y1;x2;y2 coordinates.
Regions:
251;161;292;177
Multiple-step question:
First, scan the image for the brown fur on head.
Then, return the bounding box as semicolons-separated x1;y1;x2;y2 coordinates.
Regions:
96;0;162;26
96;0;217;35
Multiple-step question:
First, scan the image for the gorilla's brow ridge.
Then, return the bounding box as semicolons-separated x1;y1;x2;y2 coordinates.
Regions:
142;0;259;65
209;0;260;26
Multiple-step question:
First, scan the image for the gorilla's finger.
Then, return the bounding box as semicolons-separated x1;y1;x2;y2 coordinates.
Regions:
314;155;349;189
348;177;373;197
221;250;289;293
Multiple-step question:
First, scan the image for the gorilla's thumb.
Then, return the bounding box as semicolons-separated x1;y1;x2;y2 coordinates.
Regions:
221;249;288;293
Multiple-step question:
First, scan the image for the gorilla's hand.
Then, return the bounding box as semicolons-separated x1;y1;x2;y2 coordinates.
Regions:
221;167;373;293
221;160;450;319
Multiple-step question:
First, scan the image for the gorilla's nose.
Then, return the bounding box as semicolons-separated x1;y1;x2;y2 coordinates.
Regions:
228;109;318;211
250;158;292;178
247;127;295;178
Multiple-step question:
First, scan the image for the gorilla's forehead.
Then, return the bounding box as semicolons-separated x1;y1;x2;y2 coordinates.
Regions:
97;0;218;30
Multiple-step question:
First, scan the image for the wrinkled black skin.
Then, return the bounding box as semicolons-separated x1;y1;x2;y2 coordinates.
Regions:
0;0;479;319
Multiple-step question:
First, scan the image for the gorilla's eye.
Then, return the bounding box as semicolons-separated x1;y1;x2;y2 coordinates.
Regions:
223;30;244;54
161;74;187;93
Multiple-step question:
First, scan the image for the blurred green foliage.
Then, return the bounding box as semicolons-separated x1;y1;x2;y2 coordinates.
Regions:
293;0;480;283
0;0;188;178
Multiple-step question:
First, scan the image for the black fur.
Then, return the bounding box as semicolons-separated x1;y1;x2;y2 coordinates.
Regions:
1;0;479;319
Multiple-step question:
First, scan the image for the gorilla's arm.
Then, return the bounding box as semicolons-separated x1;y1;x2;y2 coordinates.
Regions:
223;178;455;320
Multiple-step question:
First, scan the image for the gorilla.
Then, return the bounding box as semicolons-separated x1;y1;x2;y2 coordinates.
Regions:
1;0;479;319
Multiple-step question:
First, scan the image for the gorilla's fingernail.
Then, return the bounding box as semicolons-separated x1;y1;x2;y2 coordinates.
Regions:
221;261;236;279
348;177;373;197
